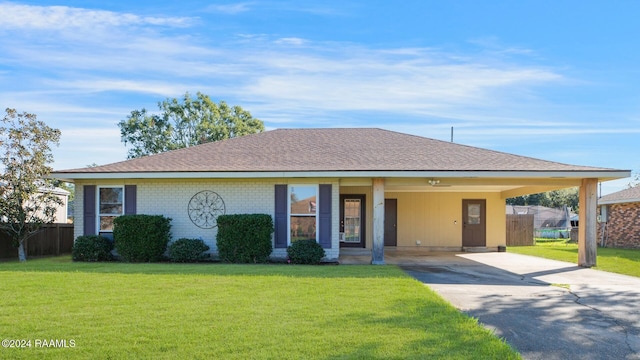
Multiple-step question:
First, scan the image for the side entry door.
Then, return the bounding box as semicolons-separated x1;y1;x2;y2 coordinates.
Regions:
462;199;486;247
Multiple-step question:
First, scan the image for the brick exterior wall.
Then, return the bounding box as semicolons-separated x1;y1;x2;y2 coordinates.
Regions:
74;179;340;260
597;202;640;249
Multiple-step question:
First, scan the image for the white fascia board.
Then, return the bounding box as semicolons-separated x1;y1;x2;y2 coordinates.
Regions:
51;170;631;181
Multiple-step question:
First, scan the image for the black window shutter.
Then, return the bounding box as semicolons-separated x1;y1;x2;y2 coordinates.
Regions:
124;185;137;215
274;185;288;248
318;184;332;249
83;185;96;236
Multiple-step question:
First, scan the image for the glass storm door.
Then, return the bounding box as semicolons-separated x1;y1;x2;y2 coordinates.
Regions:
344;199;361;243
340;195;365;248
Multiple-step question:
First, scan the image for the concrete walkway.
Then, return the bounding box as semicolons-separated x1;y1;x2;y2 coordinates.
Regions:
393;252;640;360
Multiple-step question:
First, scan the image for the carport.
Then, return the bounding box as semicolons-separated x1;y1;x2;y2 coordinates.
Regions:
342;175;627;267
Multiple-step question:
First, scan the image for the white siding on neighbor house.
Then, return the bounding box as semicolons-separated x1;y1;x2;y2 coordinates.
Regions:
74;178;340;260
51;191;70;223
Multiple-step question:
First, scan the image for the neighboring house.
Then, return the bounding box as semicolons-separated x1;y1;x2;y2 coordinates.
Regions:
506;205;576;238
0;185;69;224
52;128;628;264
48;187;71;224
597;186;640;249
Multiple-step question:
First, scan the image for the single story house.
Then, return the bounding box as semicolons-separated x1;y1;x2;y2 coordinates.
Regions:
52;128;629;266
597;186;640;248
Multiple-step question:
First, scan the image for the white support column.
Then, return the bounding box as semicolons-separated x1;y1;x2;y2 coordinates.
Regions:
372;178;385;265
578;178;598;267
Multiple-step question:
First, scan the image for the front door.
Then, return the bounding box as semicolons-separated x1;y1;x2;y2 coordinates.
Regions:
384;199;397;246
340;195;365;248
462;199;486;247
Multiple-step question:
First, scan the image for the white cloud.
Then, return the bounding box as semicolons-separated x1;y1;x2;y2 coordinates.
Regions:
238;45;563;119
52;79;190;98
0;3;566;125
2;3;627;171
275;37;307;46
206;2;254;14
0;3;193;30
204;2;346;16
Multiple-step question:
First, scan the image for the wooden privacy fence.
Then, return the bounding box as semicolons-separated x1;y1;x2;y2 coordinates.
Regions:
506;214;534;246
0;224;74;259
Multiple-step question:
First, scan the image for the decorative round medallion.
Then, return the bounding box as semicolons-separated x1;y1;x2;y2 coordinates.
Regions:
188;190;226;229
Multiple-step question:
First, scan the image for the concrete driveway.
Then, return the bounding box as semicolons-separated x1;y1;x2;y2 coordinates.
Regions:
397;252;640;360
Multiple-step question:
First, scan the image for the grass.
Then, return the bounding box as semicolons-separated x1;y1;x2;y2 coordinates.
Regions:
508;240;640;277
0;256;519;359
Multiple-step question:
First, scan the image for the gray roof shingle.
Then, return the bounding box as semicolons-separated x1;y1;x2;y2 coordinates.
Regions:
55;128;620;174
599;185;640;205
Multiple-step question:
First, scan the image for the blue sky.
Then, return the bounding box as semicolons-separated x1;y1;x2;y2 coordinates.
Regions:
1;1;638;194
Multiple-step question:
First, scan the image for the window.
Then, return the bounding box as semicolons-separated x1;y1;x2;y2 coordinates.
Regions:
467;203;481;225
289;185;317;243
98;186;124;234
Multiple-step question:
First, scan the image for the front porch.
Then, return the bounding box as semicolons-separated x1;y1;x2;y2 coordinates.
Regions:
338;247;497;265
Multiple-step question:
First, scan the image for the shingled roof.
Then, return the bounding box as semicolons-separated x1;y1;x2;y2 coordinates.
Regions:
55;128;621;175
598;185;640;205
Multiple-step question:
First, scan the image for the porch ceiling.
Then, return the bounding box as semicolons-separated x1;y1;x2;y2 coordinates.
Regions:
346;177;589;198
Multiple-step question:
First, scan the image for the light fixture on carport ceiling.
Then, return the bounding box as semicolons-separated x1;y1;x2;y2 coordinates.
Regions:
428;179;452;187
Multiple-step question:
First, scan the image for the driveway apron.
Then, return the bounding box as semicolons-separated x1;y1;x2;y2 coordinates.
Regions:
399;252;640;360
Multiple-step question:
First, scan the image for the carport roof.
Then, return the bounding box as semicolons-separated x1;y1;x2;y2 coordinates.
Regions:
53;128;628;179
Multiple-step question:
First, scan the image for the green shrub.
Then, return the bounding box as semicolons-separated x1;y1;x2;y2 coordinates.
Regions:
287;239;326;264
113;215;172;262
72;235;113;262
168;238;210;263
216;214;273;263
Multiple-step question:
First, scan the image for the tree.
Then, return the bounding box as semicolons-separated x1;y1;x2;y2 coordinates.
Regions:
506;187;579;212
0;108;62;262
545;188;579;211
506;195;526;206
119;92;264;158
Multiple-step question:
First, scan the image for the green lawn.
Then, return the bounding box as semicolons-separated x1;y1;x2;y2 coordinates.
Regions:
508;241;640;277
0;256;519;359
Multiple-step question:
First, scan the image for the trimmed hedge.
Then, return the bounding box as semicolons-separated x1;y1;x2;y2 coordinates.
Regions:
113;215;172;262
216;214;273;263
72;235;113;262
287;239;325;264
168;238;210;263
